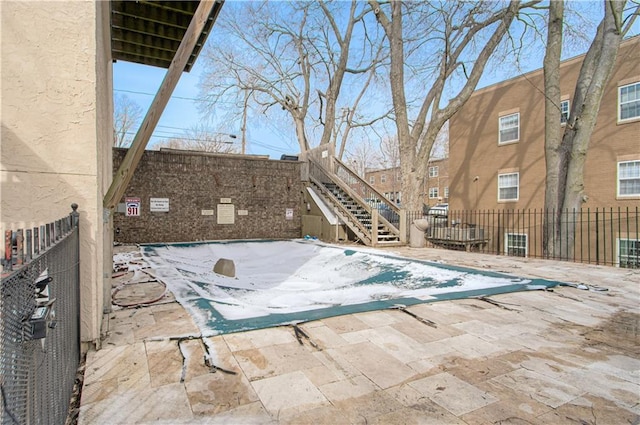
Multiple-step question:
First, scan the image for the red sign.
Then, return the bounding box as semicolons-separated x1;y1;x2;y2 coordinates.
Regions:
125;197;141;217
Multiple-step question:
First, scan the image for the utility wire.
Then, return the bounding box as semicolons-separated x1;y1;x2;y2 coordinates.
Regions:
114;88;235;105
115;90;292;153
123;131;236;144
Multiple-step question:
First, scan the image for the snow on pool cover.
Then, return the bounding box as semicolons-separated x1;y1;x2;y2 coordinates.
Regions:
140;239;560;336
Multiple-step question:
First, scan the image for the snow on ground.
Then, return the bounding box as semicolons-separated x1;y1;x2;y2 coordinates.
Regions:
137;240;558;335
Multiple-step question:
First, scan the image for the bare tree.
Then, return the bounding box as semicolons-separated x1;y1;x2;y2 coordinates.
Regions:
543;0;637;257
334;44;393;161
345;138;382;177
543;0;565;256
199;1;387;155
431;122;449;160
154;123;239;154
368;0;538;211
113;94;143;148
378;134;400;169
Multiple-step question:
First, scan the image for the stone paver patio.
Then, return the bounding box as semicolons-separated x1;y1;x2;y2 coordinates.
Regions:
79;246;640;424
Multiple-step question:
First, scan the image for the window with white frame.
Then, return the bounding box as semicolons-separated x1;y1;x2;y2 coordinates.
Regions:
444;187;449;198
618;238;639;269
498;172;519;201
499;113;519;144
429;187;439;199
429;166;439;178
618;160;640;197
381;174;387;183
561;100;570;124
619;82;640;121
505;233;527;257
369;176;375;185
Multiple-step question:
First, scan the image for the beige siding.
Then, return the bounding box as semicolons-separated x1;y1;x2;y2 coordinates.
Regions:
0;1;112;344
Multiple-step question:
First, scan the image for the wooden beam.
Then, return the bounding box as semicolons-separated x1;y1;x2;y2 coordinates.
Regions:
104;0;219;209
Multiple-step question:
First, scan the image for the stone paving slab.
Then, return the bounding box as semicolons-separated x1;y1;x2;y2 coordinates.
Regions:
251;370;330;416
79;246;640;424
334;341;417;389
409;372;499;416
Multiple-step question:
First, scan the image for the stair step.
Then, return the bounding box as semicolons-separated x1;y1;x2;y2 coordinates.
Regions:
376;241;403;247
313;176;404;248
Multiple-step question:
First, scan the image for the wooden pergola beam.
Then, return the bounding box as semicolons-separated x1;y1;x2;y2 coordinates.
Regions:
104;0;218;210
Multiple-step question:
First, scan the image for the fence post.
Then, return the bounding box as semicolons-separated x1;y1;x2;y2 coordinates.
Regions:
3;230;12;272
34;226;40;256
71;202;82;360
595;209;600;265
16;229;24;267
497;211;501;255
71;203;79;227
46;223;51;248
26;229;32;263
399;209;407;244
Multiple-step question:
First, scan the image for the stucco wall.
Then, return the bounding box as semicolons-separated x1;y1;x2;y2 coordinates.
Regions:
113;149;303;243
1;1;111;344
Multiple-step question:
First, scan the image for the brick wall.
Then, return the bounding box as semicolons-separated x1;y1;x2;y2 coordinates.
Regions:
449;36;640;211
113;148;303;243
365;158;449;208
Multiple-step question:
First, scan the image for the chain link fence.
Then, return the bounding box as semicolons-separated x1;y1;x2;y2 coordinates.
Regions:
1;206;80;425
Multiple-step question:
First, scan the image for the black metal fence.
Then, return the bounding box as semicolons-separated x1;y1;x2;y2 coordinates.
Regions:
1;205;81;425
407;207;639;268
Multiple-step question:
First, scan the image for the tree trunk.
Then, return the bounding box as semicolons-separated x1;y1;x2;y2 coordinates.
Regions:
542;0;564;258
544;0;625;259
370;0;522;212
318;1;357;149
294;115;310;152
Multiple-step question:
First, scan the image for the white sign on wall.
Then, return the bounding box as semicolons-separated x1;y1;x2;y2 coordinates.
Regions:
125;197;141;217
285;208;294;220
217;204;235;225
150;198;169;212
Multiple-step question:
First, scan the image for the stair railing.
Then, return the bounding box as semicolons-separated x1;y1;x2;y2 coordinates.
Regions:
308;158;374;244
333;157;402;232
303;143;406;244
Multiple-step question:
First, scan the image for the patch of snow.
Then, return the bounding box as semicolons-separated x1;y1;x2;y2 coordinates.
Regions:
141;240;533;327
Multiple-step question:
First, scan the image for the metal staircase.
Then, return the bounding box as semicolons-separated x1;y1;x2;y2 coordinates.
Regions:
303;144;406;247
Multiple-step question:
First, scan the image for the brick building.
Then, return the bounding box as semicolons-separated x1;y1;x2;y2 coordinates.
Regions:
365;157;449;208
447;36;639;265
449;36;640;211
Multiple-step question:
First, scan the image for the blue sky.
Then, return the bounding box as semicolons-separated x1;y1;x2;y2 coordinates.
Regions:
113;1;639;160
114;59;297;158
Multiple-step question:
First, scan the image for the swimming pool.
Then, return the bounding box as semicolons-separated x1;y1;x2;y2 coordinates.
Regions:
139;240;560;336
